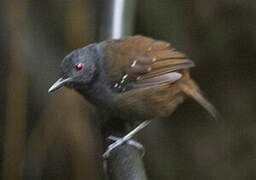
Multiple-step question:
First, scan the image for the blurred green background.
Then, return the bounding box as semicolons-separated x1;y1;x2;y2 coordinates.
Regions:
1;0;256;179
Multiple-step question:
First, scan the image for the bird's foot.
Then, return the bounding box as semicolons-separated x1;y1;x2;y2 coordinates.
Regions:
103;136;145;158
102;121;151;158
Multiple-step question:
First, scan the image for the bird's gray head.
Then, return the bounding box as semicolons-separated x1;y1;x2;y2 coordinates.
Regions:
48;44;99;93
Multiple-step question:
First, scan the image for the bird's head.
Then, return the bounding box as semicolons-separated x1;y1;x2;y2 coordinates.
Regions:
48;44;98;93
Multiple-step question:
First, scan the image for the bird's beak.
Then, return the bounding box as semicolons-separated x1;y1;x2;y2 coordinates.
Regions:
48;77;72;93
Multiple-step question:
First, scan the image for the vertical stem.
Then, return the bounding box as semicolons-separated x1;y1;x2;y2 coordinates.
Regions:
97;0;148;180
107;145;147;180
98;0;137;40
2;1;28;179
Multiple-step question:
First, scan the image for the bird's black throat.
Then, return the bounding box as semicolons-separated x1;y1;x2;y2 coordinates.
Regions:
74;73;114;111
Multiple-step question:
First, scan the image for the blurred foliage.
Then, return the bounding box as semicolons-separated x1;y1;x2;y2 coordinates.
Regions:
0;0;256;180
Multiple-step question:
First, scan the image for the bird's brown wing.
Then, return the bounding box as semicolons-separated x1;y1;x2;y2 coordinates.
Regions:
100;35;194;92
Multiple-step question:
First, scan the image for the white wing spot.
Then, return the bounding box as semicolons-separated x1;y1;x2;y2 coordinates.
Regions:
122;74;128;80
130;60;137;67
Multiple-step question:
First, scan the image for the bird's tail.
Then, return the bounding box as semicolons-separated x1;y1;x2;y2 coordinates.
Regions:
178;70;221;121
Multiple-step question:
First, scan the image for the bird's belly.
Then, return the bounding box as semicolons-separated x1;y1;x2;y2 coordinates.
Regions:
112;85;185;122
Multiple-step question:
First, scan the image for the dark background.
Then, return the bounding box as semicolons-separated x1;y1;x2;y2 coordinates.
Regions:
1;0;256;179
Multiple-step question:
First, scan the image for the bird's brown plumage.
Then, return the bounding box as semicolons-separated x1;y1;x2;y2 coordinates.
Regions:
98;36;218;121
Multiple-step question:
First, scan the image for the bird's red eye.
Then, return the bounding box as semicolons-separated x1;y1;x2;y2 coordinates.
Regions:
74;63;84;72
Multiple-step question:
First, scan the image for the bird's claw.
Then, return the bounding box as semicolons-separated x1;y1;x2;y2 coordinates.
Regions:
102;136;145;159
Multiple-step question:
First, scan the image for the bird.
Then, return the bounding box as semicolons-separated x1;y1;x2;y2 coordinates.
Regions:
48;35;219;158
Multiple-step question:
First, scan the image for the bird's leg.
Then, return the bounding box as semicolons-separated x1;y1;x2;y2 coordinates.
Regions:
103;120;151;158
